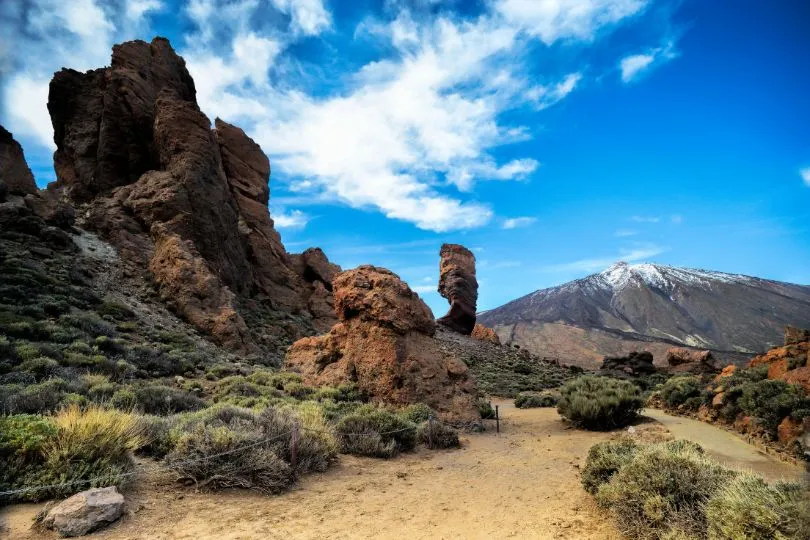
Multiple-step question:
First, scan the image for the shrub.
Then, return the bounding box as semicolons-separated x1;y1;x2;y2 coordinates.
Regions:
335;408;417;458
132;385;207;415
706;473;810;540
581;439;639;495
97;299;135;321
659;376;705;410
312;383;364;403
595;440;736;539
402;403;437;423
477;399;495;419
417;420;460;449
136;414;178;459
15;357;60;381
737;379;808;439
0;414;58;503
515;390;559;408
557;376;645;430
1;378;69;414
59;312;116;338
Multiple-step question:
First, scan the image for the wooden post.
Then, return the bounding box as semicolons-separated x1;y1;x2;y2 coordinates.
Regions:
495;405;500;434
428;416;434;448
291;421;299;470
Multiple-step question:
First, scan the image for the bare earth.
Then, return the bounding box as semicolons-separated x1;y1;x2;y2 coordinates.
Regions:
2;403;803;540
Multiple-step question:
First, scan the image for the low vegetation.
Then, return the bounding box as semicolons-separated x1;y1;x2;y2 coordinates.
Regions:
557;376;644;430
584;439;810;539
514;390;559;408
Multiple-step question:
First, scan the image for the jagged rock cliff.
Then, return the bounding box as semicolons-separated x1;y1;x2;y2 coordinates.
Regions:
44;37;337;357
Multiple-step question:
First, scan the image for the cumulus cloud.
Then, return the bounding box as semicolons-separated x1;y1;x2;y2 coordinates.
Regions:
2;0;653;232
801;167;810;187
502;216;537;229
619;39;678;83
272;208;310;229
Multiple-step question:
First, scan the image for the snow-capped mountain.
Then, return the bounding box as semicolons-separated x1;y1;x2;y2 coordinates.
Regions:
477;262;810;369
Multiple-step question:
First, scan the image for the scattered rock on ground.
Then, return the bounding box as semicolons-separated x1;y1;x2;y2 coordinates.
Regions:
42;486;125;537
471;323;500;345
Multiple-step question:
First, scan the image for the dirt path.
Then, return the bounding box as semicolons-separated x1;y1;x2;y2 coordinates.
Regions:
644;409;805;482
2;401;621;540
2;404;803;539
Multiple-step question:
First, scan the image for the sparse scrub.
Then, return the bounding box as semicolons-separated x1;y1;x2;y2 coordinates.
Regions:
515;390;559;408
477;398;495;419
132;384;207;415
658;375;706;410
557;376;645;430
334;407;417;458
580;439;639;495
417;420;460;449
402;402;437;423
706;473;810;540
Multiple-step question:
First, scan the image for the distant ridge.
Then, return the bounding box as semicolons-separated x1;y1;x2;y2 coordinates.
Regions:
478;262;810;369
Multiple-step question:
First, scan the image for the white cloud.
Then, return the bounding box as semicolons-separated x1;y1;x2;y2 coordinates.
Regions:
619;39;678;83
614;229;638;237
670;214;683;224
801;167;810;187
270;0;331;35
631;215;661;223
272;209;310;229
502;216;537;229
412;283;438;294
545;245;666;273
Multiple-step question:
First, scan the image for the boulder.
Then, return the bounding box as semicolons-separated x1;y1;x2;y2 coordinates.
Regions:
598;351;657;378
777;416;804;445
285;265;479;423
713;364;737;381
437;244;478;334
471;323;501;345
0;125;37;196
47;38;339;354
666;347;713;367
24;188;75;228
785;326;810;346
42;486;125;537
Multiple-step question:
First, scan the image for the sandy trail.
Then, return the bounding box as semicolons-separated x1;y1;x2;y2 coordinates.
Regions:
2;401;621;540
644;409;806;482
2;404;803;539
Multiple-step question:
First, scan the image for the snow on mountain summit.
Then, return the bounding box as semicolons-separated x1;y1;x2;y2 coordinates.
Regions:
596;261;756;291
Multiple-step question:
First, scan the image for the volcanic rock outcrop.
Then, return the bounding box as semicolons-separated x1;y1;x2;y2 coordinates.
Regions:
284;265;480;423
0;126;38;196
45;38;338;354
598;351;658;379
437;243;478;335
666;347;719;375
747;326;810;391
471;323;501;345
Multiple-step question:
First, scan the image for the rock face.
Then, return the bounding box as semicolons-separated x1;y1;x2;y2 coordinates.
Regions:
746;326;810;391
47;38;337;354
598;351;658;378
785;326;810;346
666;347;719;374
437;244;478;335
0;126;37;196
285;266;479;423
471;323;501;345
42;486;125;537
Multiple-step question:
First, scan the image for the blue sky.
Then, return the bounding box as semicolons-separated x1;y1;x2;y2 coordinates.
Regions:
2;0;809;316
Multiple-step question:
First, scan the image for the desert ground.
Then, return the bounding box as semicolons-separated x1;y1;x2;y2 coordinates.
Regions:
2;400;804;540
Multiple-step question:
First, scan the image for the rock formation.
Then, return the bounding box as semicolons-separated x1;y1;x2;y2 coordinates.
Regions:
42;487;125;537
437;243;478;334
285;265;479;423
747;326;809;391
785;326;810;346
471;323;501;345
45;38;338;354
666;347;719;374
0;126;38;196
598;351;658;379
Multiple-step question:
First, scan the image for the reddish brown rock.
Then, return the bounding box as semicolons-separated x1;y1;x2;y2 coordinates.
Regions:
666;347;713;367
285;265;479;423
47;38;339;354
714;364;737;382
777;416;804;445
0;126;38;196
471;323;501;345
767;358;790;380
785;326;810;346
711;392;726;409
437;244;478;334
782;367;810;393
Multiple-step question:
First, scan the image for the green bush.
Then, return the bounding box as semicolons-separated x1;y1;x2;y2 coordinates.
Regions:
334;408;417;458
557;376;645;430
0;414;58;503
402;403;437;423
595;440;737;539
312;383;365;403
515;390;559;408
132;385;207;415
477;399;495;419
580;439;639;495
659;376;705;410
737;379;808;439
416;420;460;449
706;473;810;540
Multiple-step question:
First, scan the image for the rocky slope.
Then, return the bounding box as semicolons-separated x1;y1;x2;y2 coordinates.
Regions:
479;262;810;369
44;37;338;361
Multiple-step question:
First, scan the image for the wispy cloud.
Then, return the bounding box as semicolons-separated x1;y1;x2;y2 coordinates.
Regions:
670;214;683;224
631;215;661;223
272;209;310;229
502;216;537;229
619;39;678;83
543;245;667;273
801;167;810;187
412;283;438;294
614;229;638;237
